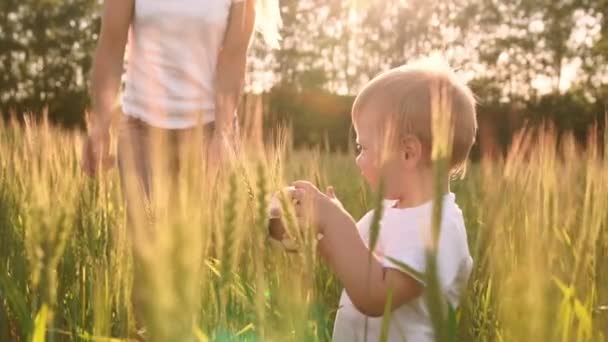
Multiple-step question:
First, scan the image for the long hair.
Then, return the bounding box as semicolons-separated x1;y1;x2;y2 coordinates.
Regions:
254;0;282;48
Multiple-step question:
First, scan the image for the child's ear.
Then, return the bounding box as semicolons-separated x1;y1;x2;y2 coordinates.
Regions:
401;134;422;164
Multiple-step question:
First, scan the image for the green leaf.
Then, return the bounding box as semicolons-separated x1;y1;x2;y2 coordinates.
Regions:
193;325;209;342
446;302;458;342
368;179;385;254
236;323;255;336
378;288;394;342
385;256;426;285
32;304;48;342
0;270;32;334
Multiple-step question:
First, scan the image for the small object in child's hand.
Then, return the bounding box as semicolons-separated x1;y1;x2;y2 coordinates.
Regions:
268;187;299;252
268;193;283;219
268;186;296;219
268;217;298;252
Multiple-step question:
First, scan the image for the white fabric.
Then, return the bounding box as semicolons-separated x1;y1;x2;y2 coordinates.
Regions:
122;0;243;129
332;193;473;342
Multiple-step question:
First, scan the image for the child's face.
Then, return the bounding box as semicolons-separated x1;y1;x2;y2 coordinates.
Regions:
353;111;411;199
354;113;381;189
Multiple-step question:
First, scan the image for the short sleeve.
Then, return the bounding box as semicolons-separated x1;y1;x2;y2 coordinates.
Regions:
380;227;427;285
379;215;470;289
436;223;466;288
356;211;375;233
357;210;427;283
437;218;473;305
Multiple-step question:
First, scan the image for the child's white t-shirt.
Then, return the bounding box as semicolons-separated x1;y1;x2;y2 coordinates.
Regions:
332;193;473;342
122;0;244;129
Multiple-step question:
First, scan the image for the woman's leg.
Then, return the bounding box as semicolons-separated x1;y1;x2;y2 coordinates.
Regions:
116;116;157;336
117;116;152;240
117;117;214;334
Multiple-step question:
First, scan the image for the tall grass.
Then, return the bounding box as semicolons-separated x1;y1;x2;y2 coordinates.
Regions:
0;114;606;341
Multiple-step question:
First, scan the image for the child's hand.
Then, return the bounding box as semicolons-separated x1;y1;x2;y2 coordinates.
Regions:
325;185;344;210
291;181;345;232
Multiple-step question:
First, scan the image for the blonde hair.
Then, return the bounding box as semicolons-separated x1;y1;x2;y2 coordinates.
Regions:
254;0;282;48
352;57;478;177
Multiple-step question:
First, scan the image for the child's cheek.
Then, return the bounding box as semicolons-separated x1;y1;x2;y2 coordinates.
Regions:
364;155;380;185
355;155;364;173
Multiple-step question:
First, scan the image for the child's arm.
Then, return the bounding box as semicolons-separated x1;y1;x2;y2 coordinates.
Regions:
292;181;424;317
319;206;424;317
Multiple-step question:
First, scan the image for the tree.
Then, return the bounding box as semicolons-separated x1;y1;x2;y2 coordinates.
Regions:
0;0;100;127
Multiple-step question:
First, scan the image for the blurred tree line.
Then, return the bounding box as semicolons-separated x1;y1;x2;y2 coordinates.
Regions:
0;0;99;127
1;0;607;154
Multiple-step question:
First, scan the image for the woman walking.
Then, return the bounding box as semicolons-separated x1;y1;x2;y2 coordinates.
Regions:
80;0;280;337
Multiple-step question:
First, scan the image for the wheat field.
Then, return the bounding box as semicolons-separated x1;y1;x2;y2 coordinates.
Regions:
0;115;607;341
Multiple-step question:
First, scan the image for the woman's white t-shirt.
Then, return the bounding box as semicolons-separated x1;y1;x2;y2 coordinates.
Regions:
122;0;243;129
332;193;473;342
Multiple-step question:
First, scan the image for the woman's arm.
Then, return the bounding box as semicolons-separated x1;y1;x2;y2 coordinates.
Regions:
90;0;133;131
82;0;133;176
214;0;256;136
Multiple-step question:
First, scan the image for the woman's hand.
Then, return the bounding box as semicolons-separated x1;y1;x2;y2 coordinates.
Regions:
81;124;115;177
207;132;228;171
